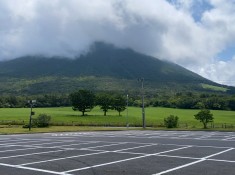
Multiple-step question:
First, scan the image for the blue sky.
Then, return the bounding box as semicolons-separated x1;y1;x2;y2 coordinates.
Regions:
167;0;235;62
218;46;235;61
167;0;213;22
0;0;235;85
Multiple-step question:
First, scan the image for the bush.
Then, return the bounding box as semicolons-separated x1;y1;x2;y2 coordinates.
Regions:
22;118;38;128
164;115;179;128
35;114;51;127
22;124;29;128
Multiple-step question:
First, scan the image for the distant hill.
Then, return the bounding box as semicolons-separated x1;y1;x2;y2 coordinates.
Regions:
0;42;234;95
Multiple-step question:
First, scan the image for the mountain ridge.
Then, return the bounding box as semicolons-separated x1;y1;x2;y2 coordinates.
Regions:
0;42;233;95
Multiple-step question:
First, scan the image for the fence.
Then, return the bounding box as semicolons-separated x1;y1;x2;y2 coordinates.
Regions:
177;122;234;129
0;120;234;129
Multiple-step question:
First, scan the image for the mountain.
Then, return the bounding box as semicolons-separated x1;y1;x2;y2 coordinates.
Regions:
0;42;233;95
0;42;209;81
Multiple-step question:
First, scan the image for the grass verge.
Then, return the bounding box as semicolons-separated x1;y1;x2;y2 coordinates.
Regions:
0;125;143;134
0;125;234;135
0;106;234;134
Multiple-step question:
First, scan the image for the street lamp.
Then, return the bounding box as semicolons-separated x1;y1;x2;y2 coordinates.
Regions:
28;100;36;131
138;78;146;129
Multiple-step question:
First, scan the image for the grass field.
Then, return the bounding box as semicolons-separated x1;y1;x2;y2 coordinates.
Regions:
0;107;234;129
201;83;228;92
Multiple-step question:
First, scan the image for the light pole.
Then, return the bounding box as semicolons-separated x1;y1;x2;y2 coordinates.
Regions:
28;100;36;131
138;78;146;129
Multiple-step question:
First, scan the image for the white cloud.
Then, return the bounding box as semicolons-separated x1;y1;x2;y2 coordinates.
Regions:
0;0;235;85
195;57;235;86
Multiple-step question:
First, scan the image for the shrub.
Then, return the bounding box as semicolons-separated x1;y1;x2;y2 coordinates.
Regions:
36;114;51;127
22;118;38;128
22;124;29;128
164;115;179;128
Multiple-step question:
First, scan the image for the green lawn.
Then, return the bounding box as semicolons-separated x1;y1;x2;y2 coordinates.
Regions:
0;107;234;129
201;83;228;92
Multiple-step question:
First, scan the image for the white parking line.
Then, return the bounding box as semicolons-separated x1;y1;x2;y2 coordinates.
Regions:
207;158;235;163
30;141;75;146
19;142;127;166
47;141;100;148
0;140;47;146
81;142;127;150
152;148;234;175
0;131;234;175
0;162;72;175
70;133;235;142
83;144;157;154
0;147;45;153
114;143;157;152
20;151;109;166
0;149;66;159
63;146;191;173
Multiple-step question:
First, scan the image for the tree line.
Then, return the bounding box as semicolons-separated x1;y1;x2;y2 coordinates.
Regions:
0;94;70;108
152;92;235;110
70;90;126;116
1;90;235;111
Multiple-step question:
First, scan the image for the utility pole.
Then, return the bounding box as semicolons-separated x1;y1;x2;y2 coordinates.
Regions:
126;94;129;128
28;100;36;131
138;78;146;129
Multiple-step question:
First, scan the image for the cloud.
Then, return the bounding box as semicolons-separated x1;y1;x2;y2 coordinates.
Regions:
196;57;235;86
0;0;235;85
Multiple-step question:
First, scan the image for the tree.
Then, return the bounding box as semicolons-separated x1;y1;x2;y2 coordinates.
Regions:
96;93;112;116
228;98;235;110
111;95;126;116
194;109;214;129
176;97;197;109
69;90;95;116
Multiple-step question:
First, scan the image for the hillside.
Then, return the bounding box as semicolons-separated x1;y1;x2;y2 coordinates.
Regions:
0;42;233;95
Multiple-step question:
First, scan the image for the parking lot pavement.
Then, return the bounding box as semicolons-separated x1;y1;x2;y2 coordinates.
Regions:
0;130;234;175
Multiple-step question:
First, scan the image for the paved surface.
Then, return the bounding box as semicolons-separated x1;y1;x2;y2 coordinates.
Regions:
0;130;234;175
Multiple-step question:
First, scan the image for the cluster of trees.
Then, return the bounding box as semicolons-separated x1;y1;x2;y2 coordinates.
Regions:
1;90;235;112
0;96;26;108
152;93;235;111
0;94;70;108
69;90;126;116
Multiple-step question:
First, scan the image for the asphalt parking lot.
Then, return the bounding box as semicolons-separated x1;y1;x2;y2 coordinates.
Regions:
0;130;234;175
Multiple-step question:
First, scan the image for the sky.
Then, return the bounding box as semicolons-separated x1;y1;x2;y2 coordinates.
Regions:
1;0;235;86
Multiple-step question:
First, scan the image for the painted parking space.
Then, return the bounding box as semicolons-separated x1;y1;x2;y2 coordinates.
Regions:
0;130;234;175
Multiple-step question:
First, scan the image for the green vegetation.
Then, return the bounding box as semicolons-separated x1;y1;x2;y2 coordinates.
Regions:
23;113;51;128
1;42;235;96
110;94;126;116
0;107;234;129
201;83;228;92
194;109;214;129
35;114;51;127
164;115;179;128
70;90;95;116
96;93;113;116
0;126;137;134
2;91;235;111
0;43;234;134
